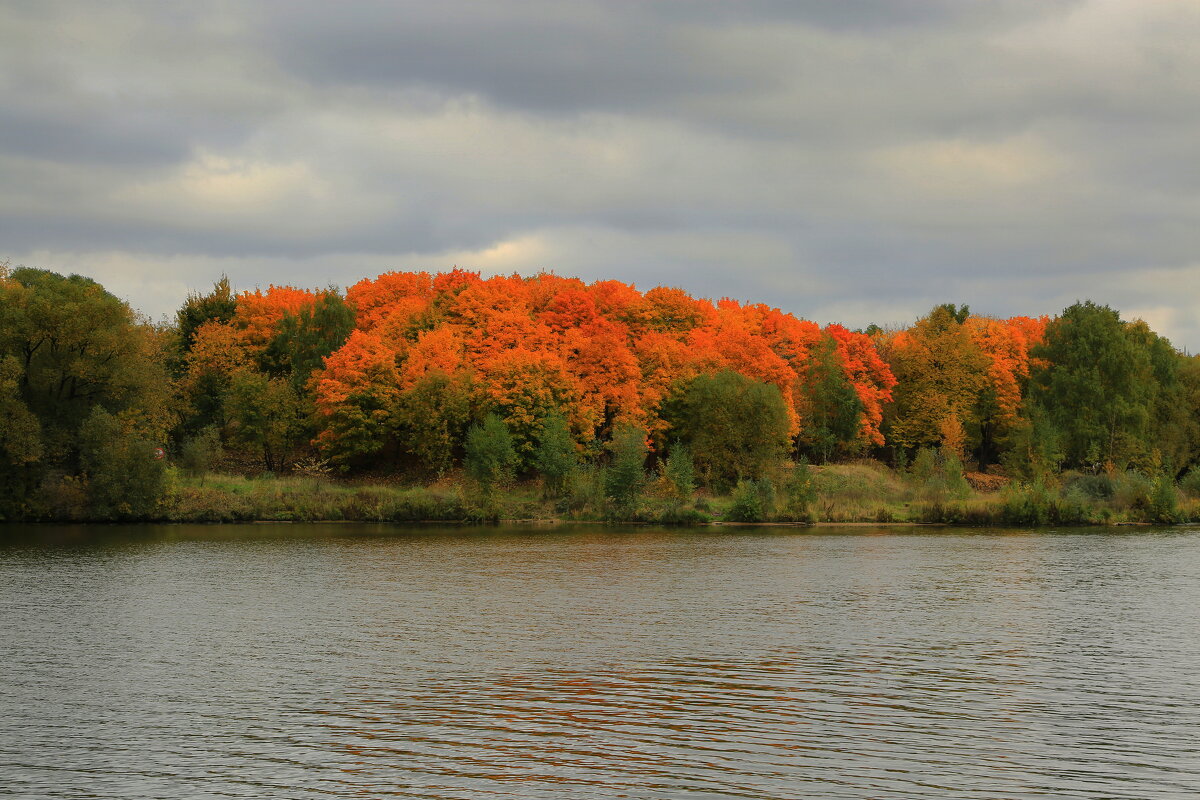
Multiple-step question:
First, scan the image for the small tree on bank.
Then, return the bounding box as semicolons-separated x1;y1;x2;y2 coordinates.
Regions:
535;413;578;497
662;440;695;499
604;423;648;519
668;370;791;490
79;407;167;520
465;413;517;503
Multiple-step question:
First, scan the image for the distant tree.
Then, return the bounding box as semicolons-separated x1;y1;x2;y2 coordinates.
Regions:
800;333;863;462
1029;302;1158;469
604;422;648;518
963;315;1045;466
661;440;695;499
881;304;988;457
179;425;222;479
310;329;400;470
78;407;167;520
0;267;172;512
935;303;971;325
395;372;474;476
534;412;578;497
479;350;578;469
262;289;356;390
0;356;43;517
1125;319;1196;471
176;275;237;357
464;413;517;501
224;369;306;472
667;369;791;490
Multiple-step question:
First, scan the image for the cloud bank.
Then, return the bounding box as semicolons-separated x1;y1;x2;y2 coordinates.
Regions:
3;1;1198;346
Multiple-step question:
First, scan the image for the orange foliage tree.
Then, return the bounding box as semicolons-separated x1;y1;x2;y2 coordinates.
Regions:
219;270;902;476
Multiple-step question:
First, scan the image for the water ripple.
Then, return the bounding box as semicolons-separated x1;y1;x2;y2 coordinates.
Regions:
2;524;1199;798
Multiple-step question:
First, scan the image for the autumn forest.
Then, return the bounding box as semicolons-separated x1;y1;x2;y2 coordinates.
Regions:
4;264;1199;525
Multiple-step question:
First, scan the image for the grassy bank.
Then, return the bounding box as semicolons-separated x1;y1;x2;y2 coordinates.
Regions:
16;460;1200;526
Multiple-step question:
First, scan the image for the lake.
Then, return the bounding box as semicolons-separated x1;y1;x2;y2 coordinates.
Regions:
2;524;1199;799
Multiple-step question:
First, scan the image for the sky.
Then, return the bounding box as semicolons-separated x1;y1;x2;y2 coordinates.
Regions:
3;1;1199;347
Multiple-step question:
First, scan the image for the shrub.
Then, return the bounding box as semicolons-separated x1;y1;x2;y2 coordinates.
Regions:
534;413;578;497
1063;471;1114;500
1179;466;1200;499
911;447;971;504
179;426;222;478
465;413;517;502
779;458;816;520
604;423;648;520
725;478;776;523
662;440;696;499
567;464;605;515
1112;471;1153;511
79;407;168;520
1149;476;1179;523
1001;479;1056;526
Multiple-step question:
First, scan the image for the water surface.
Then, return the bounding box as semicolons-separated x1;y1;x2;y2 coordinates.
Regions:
2;524;1199;798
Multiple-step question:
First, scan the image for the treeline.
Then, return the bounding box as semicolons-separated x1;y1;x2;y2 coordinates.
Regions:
3;263;1200;523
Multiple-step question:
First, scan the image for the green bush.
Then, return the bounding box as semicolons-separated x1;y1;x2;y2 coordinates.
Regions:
662;440;695;499
725;478;776;522
1001;479;1056;526
604;423;648;520
79;407;168;520
910;447;970;504
779;459;816;520
535;413;578;497
465;413;517;503
1179;466;1200;498
1149;476;1179;523
1063;471;1115;500
180;426;222;478
1112;471;1153;511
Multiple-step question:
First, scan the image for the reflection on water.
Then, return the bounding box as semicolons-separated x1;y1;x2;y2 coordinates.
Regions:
2;524;1199;798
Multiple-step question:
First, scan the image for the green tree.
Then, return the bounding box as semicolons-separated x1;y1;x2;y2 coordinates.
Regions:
0;267;173;516
1172;355;1200;471
1125;319;1196;471
935;303;971;325
175;275;236;357
801;333;863;462
666;369;791;490
604;422;648;518
0;355;43;517
78;407;167;520
464;413;517;501
0;267;173;465
225;369;306;472
534;413;578;497
661;440;695;499
262;289;356;391
394;373;474;476
1029;302;1156;469
882;304;988;456
179;425;222;479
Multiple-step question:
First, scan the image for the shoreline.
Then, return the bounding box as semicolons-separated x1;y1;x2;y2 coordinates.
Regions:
1;515;1167;529
5;463;1194;528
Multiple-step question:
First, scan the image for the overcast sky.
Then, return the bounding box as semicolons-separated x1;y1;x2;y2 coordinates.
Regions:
3;1;1199;346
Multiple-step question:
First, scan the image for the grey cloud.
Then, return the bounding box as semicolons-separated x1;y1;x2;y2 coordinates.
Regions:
262;2;766;115
3;0;1200;348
